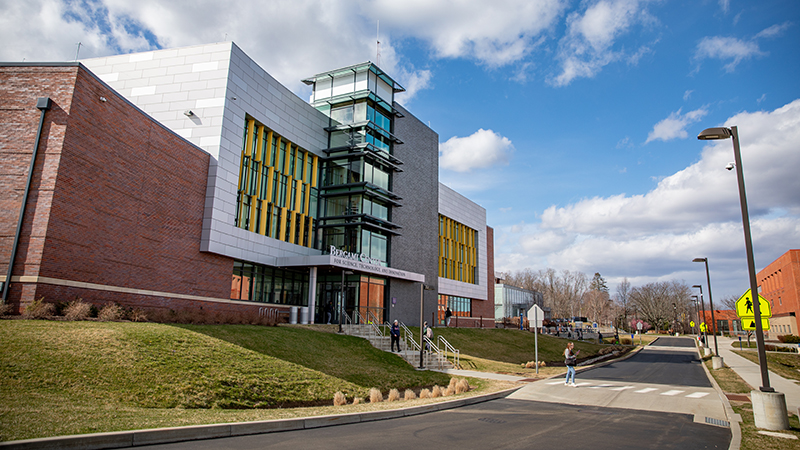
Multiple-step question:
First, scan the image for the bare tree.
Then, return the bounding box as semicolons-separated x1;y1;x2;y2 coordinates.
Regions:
629;280;693;332
614;278;631;331
503;268;588;319
718;295;737;311
585;273;611;325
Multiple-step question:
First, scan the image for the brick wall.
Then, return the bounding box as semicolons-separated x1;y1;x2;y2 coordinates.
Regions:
1;65;237;314
468;225;495;326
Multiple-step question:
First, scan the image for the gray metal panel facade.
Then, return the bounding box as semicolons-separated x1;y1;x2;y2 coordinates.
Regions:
388;103;439;326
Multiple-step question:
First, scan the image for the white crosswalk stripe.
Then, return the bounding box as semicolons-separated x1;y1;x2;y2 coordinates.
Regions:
686;392;710;398
661;390;685;396
543;381;712;399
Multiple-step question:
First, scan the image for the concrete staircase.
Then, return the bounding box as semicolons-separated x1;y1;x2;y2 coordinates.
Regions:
344;324;455;370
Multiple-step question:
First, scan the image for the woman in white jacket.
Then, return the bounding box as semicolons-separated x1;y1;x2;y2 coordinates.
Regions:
564;342;580;386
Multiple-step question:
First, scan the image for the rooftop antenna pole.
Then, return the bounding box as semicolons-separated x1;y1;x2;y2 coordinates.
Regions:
75;42;82;61
376;20;381;66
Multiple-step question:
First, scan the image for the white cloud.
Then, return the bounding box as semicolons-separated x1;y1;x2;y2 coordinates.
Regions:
496;99;800;297
439;129;514;173
366;0;568;67
550;0;655;86
694;36;765;72
754;21;793;39
645;107;709;143
0;0;435;101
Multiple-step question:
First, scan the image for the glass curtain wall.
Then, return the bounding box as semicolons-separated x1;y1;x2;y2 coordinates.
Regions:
437;294;472;325
231;260;309;305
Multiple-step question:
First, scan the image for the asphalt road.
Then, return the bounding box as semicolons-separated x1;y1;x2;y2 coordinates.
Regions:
140;399;729;450
579;336;711;387
142;336;731;450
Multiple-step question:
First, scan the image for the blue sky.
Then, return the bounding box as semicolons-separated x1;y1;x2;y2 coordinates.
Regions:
2;0;799;300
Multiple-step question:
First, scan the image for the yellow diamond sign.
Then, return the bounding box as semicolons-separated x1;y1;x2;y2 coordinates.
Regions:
735;289;771;319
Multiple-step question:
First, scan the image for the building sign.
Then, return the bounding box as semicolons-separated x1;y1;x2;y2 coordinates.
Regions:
329;246;382;266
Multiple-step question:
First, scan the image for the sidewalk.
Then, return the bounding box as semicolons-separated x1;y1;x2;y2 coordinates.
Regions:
714;335;800;414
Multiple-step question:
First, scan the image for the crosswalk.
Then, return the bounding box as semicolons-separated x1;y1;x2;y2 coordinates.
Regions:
545;380;710;399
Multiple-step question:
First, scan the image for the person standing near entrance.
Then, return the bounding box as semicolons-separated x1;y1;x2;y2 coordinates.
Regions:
325;301;333;324
390;320;400;352
445;307;452;326
564;342;579;386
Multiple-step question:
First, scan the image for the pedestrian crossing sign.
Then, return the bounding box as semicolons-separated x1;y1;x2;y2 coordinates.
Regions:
735;289;771;319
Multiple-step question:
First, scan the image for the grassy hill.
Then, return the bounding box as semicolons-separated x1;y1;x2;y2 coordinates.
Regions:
0;320;610;442
0;320;450;441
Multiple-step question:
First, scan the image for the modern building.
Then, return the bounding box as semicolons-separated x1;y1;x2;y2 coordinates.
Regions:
757;249;800;336
494;281;545;323
1;42;493;327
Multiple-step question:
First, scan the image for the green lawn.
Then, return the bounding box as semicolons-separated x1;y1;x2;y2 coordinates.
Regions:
429;327;608;365
0;320;451;442
0;320;630;443
732;350;800;383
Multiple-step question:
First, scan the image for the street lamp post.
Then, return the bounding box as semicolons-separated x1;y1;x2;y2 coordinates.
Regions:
698;125;787;430
691;295;699;335
419;283;434;369
338;270;353;334
693;286;709;354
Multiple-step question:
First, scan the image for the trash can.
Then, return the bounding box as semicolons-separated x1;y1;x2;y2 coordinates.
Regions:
300;307;309;324
290;306;298;324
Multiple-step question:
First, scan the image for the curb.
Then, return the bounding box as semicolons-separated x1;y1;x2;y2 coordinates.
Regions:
696;343;742;450
0;387;522;450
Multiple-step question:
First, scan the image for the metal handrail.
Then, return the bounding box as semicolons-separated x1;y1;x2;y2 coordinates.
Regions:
399;322;420;352
366;311;386;338
437;335;460;369
423;335;448;370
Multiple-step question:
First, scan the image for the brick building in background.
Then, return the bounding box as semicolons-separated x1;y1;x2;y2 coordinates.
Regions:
758;249;800;336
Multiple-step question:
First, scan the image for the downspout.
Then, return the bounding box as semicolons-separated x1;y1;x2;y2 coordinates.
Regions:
1;97;51;305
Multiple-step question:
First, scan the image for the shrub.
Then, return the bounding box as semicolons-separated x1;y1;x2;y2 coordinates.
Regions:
448;378;458;390
778;335;800;344
419;388;431;399
0;303;12;316
443;386;455;396
22;297;55;319
98;303;124;321
455;378;470;394
404;389;416;401
387;388;400;402
63;299;92;321
352;397;362;405
129;308;149;322
369;388;383;403
430;385;442;398
333;391;346;406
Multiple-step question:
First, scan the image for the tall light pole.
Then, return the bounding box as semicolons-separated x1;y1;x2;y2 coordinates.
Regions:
338;270;353;333
697;126;770;390
691;295;700;334
692;278;717;356
692;286;708;353
698;126;786;430
419;283;434;369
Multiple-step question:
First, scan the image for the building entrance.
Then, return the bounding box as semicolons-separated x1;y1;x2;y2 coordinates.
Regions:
316;272;387;325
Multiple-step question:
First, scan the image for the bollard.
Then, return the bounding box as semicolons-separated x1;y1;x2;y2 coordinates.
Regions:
751;390;789;430
712;356;724;370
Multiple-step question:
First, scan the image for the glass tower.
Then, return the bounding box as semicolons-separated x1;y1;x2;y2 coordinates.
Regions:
303;63;405;265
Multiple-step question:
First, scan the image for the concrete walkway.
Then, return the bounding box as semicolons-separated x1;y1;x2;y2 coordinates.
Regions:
714;335;800;414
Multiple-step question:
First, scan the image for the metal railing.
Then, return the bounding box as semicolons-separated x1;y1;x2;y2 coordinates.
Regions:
437;335;460;369
399;322;420;353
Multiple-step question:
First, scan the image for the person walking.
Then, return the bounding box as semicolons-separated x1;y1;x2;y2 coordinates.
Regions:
390;320;401;352
445;307;452;326
564;342;580;386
